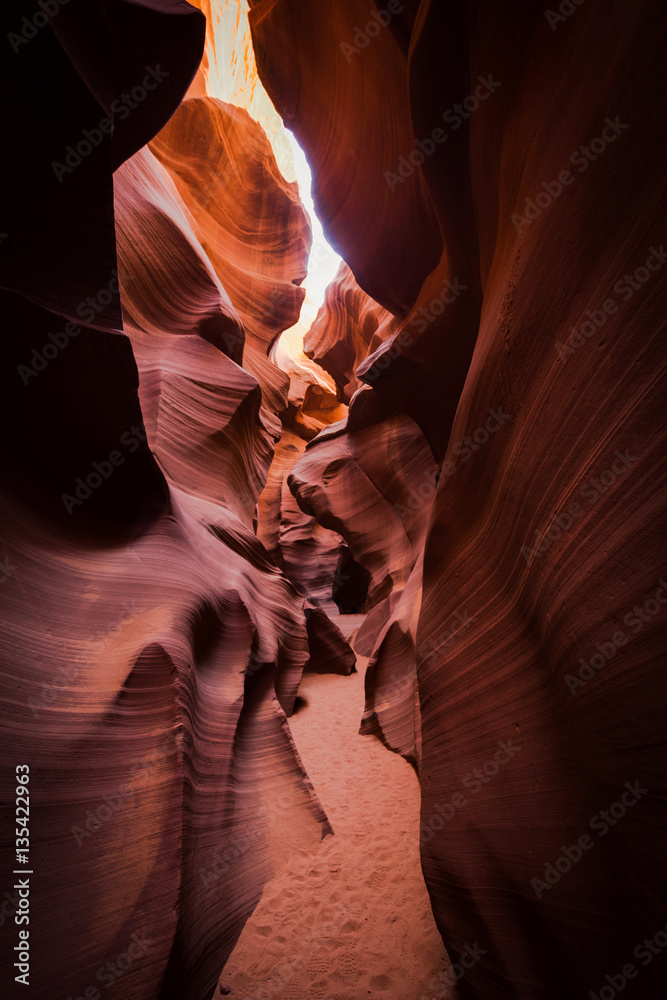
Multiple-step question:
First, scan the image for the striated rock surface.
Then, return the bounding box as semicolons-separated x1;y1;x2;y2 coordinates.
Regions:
112;95;343;997
304;605;356;677
248;0;482;463
2;1;665;998
304;261;397;403
289;398;432;610
144;95;356;658
150;96;310;357
286;254;436;738
251;1;667;997
289;387;436;642
0;15;339;1000
257;428;343;612
359;555;423;771
114;147;274;528
257;326;348;613
248;0;444;318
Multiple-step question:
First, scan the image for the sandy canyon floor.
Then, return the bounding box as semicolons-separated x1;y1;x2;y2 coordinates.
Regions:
219;617;455;1000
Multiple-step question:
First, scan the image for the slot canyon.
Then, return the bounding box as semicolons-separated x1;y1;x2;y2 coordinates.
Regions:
0;1;665;998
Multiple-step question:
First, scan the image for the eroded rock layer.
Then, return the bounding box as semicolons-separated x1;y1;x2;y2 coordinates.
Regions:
248;0;444;318
149;96;310;356
250;1;667;996
289;392;435;615
2;0;666;997
0;11;342;1000
304;261;398;403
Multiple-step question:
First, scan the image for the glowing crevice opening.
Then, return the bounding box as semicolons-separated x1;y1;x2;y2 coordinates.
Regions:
285;130;342;322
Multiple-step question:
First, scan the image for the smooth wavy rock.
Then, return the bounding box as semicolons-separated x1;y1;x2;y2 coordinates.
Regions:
254;324;348;613
257;429;342;612
150;96;311;356
247;0;443;318
114;146;280;527
113;146;244;356
415;5;667;995
304;261;398;403
289;392;436;612
270;323;346;437
250;1;667;996
143;91;353;677
247;0;482;463
0;11;335;1000
304;605;356;677
116;110;352;684
0;438;330;1000
359;555;423;770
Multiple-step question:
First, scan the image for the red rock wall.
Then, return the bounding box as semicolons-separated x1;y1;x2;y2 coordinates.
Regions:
150;96;310;357
0;12;344;1000
248;0;444;318
304;260;398;403
257;327;348;613
2;1;665;997
291;268;436;761
249;1;667;996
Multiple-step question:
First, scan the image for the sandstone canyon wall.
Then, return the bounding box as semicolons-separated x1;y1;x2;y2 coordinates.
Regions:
249;1;667;997
0;5;351;999
0;1;665;999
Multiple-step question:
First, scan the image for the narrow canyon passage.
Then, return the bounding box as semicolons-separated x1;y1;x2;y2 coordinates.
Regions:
220;618;452;1000
0;2;664;1000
